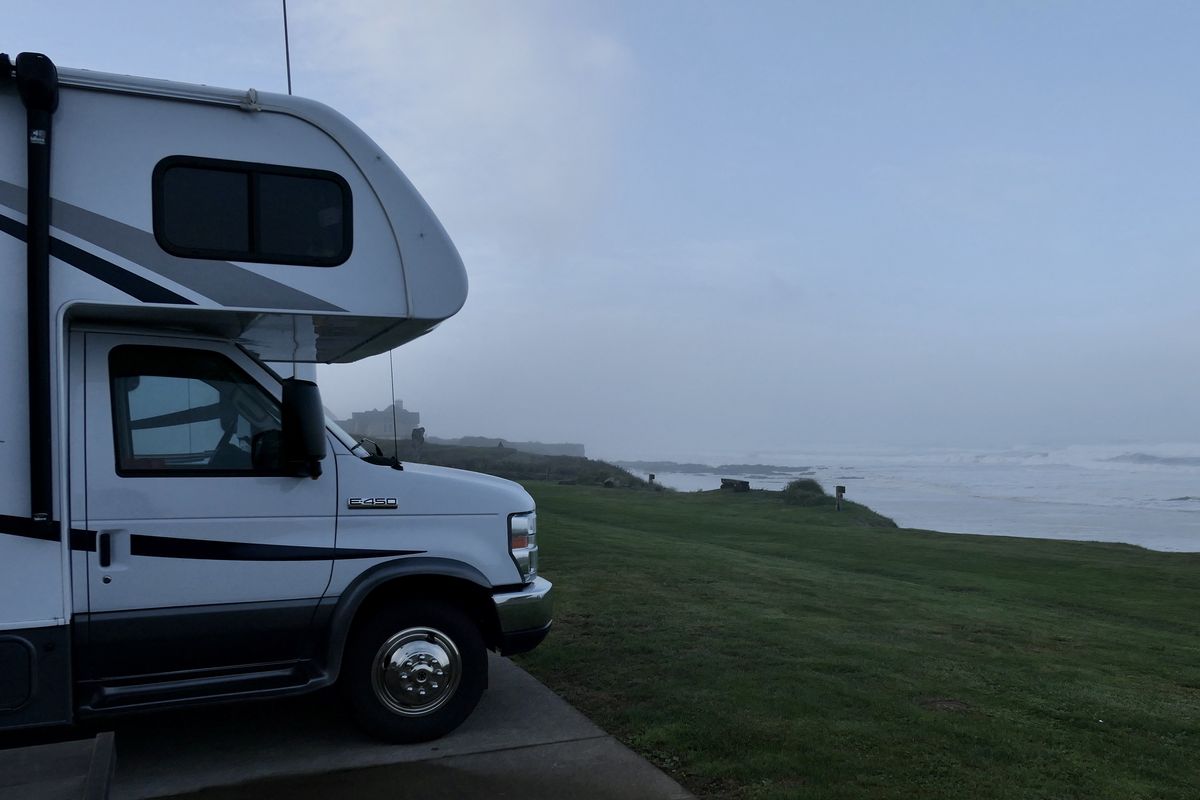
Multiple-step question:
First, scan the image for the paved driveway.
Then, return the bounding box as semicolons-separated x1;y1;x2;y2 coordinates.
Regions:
104;655;692;799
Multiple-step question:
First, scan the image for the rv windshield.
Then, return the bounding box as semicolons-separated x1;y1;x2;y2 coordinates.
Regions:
317;353;416;464
325;414;371;458
261;357;373;460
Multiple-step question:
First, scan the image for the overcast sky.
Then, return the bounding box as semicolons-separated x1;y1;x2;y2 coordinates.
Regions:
9;2;1200;460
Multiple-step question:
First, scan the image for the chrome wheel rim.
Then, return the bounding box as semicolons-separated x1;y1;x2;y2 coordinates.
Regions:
371;626;462;717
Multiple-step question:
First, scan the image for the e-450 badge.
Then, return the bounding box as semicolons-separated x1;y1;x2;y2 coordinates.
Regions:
347;497;398;509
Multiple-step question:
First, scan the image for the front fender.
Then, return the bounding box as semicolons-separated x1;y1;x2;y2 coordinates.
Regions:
317;556;507;682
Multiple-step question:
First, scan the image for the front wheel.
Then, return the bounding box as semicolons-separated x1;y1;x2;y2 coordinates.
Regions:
343;601;487;742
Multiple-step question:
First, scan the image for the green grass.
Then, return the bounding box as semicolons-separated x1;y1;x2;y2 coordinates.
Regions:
513;483;1200;800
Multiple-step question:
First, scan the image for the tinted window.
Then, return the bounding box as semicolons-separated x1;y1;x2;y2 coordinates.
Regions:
257;173;345;260
159;167;249;252
110;346;284;475
153;157;352;266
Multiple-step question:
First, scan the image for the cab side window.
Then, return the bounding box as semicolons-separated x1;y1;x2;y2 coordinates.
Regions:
109;345;284;475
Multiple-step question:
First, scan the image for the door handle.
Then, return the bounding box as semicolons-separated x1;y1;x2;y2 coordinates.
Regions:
98;532;111;568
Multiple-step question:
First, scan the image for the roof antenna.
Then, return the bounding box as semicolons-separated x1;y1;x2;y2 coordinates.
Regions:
387;348;403;469
282;0;293;95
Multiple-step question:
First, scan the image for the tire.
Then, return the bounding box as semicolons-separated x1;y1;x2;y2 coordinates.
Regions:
343;600;487;743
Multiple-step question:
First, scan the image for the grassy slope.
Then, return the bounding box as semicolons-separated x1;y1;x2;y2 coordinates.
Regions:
513;484;1200;800
378;441;649;487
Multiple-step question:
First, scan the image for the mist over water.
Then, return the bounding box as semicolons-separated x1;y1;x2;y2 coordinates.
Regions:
625;444;1200;552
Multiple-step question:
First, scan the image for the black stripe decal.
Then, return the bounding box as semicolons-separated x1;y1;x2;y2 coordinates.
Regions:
0;513;58;542
0;514;96;550
0;212;194;305
0;212;26;243
129;533;422;562
0;515;418;561
49;236;194;305
72;529;98;552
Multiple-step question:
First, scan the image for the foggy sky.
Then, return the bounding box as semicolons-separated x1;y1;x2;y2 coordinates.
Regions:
9;2;1200;461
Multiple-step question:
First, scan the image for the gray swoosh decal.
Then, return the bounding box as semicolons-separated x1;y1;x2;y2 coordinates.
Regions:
0;212;194;304
0;179;345;313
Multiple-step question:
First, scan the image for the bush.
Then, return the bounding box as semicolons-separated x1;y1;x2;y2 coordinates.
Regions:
781;478;835;507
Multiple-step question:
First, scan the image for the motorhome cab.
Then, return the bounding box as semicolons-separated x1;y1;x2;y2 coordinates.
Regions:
0;53;552;742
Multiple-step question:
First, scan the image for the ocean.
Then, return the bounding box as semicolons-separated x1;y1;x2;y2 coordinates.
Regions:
622;444;1200;553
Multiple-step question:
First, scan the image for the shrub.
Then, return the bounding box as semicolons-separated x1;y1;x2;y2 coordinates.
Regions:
781;478;835;507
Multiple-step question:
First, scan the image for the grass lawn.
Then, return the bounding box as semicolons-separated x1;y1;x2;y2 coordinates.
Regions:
513;483;1200;800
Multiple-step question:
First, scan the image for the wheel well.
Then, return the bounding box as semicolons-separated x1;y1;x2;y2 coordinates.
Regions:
347;574;502;653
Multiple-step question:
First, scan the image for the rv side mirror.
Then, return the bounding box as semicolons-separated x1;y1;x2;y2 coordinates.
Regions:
281;378;327;478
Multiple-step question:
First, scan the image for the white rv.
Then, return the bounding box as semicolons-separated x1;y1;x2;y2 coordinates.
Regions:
0;52;551;742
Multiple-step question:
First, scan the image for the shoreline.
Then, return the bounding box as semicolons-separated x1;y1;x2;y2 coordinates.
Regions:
625;465;1200;553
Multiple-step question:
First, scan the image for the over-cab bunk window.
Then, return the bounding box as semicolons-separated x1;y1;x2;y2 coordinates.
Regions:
152;156;352;266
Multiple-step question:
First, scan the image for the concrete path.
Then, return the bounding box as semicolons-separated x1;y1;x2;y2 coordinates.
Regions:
0;732;115;800
101;655;693;799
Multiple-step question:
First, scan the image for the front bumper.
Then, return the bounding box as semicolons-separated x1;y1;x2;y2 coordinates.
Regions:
492;576;553;656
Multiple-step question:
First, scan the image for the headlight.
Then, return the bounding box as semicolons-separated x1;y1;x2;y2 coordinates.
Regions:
509;511;538;583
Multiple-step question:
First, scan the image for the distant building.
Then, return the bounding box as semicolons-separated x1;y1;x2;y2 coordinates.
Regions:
336;403;585;458
340;401;420;440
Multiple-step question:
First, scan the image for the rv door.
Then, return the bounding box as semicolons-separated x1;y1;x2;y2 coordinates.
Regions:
75;331;337;683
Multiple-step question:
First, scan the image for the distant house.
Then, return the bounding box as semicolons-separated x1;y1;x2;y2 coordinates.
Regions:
336;404;585;458
339;401;420;440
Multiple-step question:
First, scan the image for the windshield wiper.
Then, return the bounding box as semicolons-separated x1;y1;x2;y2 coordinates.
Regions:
357;437;404;470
